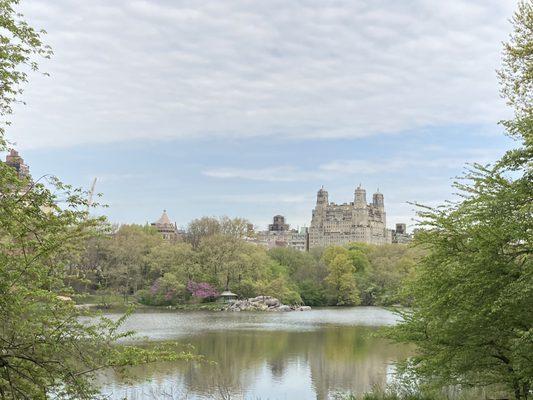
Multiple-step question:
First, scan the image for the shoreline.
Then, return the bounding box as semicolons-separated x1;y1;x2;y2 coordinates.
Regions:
76;301;403;313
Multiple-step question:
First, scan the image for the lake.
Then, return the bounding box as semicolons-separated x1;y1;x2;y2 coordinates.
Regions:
98;307;411;400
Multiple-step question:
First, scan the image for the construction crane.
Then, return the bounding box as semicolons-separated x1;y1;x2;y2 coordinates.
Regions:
87;177;97;211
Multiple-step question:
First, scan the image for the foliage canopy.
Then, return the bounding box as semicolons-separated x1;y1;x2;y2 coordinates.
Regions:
389;3;533;399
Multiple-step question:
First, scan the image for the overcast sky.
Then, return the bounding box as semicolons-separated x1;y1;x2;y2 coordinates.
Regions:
7;0;518;230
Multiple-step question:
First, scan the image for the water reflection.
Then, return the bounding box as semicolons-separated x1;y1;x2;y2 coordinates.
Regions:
99;308;411;399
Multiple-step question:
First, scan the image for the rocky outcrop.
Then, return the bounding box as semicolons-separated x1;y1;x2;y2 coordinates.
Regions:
225;296;311;312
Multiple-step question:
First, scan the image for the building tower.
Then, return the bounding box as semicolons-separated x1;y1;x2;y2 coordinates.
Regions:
372;191;384;210
151;210;181;241
269;215;289;232
316;186;329;208
354;185;366;208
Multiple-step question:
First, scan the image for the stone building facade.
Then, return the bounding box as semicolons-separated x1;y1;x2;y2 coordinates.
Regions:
309;186;393;248
255;216;309;252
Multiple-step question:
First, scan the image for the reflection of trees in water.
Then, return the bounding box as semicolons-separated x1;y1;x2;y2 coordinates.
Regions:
309;327;410;400
100;326;412;399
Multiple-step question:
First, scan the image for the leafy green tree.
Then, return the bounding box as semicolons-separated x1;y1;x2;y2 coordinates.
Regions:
268;247;328;305
219;216;253;238
266;275;302;305
185;217;221;248
323;249;360;306
0;3;193;397
0;0;52;143
297;279;326;306
104;224;163;299
137;272;187;306
366;245;421;306
0;150;195;400
185;216;252;248
196;234;269;291
389;3;532;399
147;241;198;282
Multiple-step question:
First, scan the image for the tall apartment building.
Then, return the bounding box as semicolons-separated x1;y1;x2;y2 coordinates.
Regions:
309;186;393;248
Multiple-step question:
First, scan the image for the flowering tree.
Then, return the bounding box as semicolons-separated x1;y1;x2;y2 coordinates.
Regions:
187;281;219;299
138;273;186;305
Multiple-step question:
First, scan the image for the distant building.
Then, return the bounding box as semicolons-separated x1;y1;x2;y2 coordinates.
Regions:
151;210;184;241
395;223;406;235
268;215;289;232
309;185;393;248
288;227;309;252
254;215;309;252
392;223;413;244
4;149;30;179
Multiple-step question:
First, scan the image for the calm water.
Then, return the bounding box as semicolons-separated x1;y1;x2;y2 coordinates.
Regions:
98;307;411;400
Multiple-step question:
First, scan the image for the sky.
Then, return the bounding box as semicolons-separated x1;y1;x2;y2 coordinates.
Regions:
5;0;518;230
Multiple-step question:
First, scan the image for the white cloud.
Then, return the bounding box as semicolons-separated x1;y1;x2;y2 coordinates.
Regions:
10;0;515;149
203;166;324;182
95;173;147;183
213;194;309;204
203;147;505;182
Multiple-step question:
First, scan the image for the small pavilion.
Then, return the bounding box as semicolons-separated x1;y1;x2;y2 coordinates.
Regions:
219;291;238;303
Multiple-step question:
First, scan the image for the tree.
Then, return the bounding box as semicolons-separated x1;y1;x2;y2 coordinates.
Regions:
365;244;421;306
219;216;253;239
0;2;192;397
0;0;52;144
269;247;328;305
147;241;197;282
323;249;360;306
185;216;253;248
103;224;163;299
389;3;532;399
0;169;196;399
185;217;221;248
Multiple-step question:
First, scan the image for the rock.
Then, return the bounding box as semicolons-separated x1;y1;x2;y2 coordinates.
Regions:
265;298;280;307
224;297;311;312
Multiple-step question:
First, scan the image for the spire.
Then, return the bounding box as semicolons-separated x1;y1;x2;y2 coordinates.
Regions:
156;210;172;226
